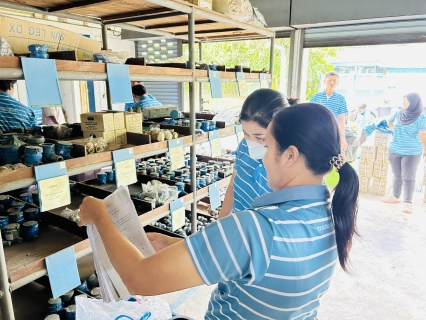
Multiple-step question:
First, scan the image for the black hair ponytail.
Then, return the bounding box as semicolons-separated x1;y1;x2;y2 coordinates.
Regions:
332;162;359;271
271;103;359;271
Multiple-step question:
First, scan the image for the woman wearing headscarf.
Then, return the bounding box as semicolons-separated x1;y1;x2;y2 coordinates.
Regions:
383;93;426;213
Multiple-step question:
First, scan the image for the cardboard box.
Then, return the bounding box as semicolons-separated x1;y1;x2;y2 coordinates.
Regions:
186;0;212;9
373;160;389;179
80;113;114;132
143;105;179;119
115;129;128;145
83;131;115;144
359;177;371;193
124;113;143;133
376;146;389;162
360;145;377;162
101;111;125;130
372;131;391;146
371;178;387;196
358;160;373;178
0;15;101;61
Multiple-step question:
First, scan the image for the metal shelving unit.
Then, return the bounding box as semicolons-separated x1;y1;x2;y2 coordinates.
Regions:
0;1;275;318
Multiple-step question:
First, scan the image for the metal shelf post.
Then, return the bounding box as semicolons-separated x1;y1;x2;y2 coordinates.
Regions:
188;8;198;234
102;24;113;111
0;234;15;320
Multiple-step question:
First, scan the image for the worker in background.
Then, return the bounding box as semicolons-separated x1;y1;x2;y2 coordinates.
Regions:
125;84;162;112
77;103;359;319
42;107;67;125
219;89;289;218
0;80;37;131
310;71;348;150
383;93;426;213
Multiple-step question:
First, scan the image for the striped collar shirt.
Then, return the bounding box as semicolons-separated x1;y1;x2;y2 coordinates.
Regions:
185;185;337;320
233;139;272;211
389;112;426;155
310;91;348;119
125;94;162;112
0;92;37;131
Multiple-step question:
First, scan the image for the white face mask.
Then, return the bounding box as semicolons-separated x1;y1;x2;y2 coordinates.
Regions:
246;139;267;160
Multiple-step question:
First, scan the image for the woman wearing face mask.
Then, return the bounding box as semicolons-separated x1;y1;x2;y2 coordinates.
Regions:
383;93;426;213
219;88;289;219
77;103;359;319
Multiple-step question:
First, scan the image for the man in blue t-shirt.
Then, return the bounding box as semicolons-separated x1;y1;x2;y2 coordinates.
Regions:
0;80;37;131
124;84;162;112
310;71;348;150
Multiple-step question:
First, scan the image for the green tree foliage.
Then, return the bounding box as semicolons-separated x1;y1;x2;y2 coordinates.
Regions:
306;47;340;100
183;41;339;100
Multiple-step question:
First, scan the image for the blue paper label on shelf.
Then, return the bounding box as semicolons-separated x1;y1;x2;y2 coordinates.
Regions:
236;72;248;97
45;246;80;299
34;162;70;212
168;138;185;171
208;182;221;210
112;148;137;187
106;63;133;103
209;70;222;99
260;73;269;89
21;57;63;108
170;198;185;232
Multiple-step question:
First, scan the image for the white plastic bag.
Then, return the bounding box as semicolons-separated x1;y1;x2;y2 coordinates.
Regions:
76;296;172;320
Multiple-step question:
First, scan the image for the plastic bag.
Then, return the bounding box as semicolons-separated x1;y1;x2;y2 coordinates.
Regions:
142;181;179;206
0;37;14;56
76;296;172;320
92;50;133;64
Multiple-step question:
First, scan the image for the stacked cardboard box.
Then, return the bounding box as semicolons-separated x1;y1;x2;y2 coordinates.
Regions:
373;160;389;180
80;112;142;145
371;178;387;196
372;131;391;147
359;176;371;193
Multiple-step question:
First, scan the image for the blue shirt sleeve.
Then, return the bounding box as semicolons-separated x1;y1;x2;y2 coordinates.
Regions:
417;114;426;131
390;111;398;123
234;139;244;170
309;93;319;103
184;210;273;286
338;96;348;115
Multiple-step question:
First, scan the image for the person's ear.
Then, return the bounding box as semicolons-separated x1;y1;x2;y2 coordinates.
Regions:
282;145;300;167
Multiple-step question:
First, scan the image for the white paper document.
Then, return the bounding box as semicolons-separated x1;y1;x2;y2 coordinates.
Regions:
87;186;156;302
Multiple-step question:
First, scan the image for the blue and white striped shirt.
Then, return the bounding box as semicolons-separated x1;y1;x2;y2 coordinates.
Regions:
233;139;272;211
185;185;337;320
389;112;426;156
310;91;348;119
0;92;37;131
124;94;162;112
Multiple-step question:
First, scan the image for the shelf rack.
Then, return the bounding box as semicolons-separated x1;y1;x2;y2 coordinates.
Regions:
0;1;275;318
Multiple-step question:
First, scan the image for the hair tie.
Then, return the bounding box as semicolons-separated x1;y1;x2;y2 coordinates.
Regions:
329;153;346;171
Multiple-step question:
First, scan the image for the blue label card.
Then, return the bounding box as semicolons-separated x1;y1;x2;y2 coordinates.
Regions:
34;162;70;212
209;70;223;99
21;58;63;107
106;64;133;103
236;72;248;97
112;148;137;187
209;130;222;157
168;138;185;171
208;182;221;210
45;246;81;299
170;198;185;232
260;73;269;89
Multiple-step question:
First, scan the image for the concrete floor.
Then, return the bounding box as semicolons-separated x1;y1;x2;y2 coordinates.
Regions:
3;192;426;320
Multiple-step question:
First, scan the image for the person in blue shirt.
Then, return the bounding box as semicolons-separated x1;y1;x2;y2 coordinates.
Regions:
77;103;359;320
383;93;426;213
124;84;162;112
310;71;348;151
219;89;289;218
0;80;37;131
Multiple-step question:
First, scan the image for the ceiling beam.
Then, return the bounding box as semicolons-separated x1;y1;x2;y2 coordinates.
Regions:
48;0;110;12
101;7;174;22
145;20;214;30
175;28;242;36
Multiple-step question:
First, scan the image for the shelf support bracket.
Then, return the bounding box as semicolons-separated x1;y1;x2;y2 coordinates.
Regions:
102;24;113;110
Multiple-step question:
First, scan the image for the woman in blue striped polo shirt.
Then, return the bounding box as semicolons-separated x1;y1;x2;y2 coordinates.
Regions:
219;89;289;218
383;93;426;213
78;103;359;320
